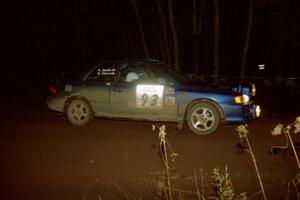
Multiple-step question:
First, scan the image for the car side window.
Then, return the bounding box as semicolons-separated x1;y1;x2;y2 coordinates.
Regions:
144;65;159;82
118;63;141;83
86;63;116;82
118;62;159;83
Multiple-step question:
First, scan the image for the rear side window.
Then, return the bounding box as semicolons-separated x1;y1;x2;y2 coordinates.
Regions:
86;63;117;82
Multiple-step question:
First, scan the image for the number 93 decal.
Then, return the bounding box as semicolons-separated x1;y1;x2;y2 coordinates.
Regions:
136;85;164;109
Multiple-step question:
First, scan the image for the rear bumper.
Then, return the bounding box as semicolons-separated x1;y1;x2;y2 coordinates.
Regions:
47;95;67;112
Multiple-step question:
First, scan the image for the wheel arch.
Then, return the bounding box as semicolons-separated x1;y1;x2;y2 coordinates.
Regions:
184;98;225;122
64;95;94;113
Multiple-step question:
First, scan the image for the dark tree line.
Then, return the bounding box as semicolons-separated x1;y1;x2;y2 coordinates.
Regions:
22;0;299;80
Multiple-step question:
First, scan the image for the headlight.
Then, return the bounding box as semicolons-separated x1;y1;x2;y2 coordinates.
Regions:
234;94;250;104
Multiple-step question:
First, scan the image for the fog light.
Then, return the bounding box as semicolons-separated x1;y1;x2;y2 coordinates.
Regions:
255;105;261;117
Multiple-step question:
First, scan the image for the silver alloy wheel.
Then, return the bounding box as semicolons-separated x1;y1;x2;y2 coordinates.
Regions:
190;107;215;131
187;101;220;135
66;99;93;126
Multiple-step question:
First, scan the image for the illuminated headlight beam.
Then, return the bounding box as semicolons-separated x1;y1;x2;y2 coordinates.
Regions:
255;105;261;117
234;95;250;104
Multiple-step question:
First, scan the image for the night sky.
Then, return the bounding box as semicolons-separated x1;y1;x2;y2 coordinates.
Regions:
3;0;300;92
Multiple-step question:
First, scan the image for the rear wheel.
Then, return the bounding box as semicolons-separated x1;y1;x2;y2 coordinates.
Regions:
186;101;221;135
66;99;93;126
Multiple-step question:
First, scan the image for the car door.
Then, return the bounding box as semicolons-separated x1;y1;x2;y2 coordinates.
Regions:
111;82;170;119
83;62;117;115
110;81;139;118
110;62;177;121
110;61;142;118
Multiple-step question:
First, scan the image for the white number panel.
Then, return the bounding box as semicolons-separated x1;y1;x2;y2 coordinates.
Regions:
136;85;164;109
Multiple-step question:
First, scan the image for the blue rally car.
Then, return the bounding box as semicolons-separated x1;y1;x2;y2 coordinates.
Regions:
47;59;261;135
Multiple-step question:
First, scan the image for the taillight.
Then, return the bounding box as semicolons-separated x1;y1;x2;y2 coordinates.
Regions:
49;86;57;95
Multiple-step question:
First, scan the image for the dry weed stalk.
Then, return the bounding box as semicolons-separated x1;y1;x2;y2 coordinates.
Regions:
271;116;300;169
212;166;234;200
152;125;248;200
236;125;267;200
286;172;300;200
152;125;205;200
212;166;247;200
115;183;130;200
194;169;204;200
271;116;300;199
153;124;175;199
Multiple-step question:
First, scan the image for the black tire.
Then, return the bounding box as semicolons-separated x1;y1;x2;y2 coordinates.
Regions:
186;101;221;135
66;99;93;126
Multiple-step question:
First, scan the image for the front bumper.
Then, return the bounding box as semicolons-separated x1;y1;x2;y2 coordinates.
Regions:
244;104;261;120
247;104;261;119
224;103;261;124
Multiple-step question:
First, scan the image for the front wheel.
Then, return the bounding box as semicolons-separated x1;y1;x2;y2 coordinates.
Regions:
66;99;93;126
186;102;221;135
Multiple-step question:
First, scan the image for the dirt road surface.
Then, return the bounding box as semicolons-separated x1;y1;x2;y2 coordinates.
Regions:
0;105;299;199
